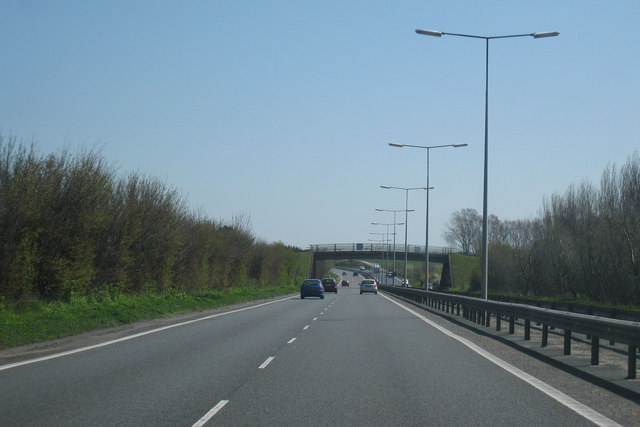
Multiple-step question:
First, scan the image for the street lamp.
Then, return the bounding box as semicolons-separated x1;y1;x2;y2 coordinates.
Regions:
415;28;558;299
372;221;403;284
369;232;386;282
380;185;430;286
375;209;410;275
389;142;467;286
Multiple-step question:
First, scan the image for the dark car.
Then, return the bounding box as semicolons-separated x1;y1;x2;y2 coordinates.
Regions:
301;279;324;299
321;278;338;293
341;280;350;287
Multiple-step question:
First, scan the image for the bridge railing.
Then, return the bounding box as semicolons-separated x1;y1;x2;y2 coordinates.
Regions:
380;285;640;380
310;243;456;254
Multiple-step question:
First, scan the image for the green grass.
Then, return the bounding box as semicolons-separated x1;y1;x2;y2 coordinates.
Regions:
450;253;481;291
489;292;640;312
0;285;298;349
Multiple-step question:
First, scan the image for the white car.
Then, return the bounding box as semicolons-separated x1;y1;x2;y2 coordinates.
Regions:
360;279;378;295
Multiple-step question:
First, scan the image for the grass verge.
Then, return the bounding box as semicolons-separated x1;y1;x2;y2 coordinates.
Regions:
0;285;298;349
450;253;480;291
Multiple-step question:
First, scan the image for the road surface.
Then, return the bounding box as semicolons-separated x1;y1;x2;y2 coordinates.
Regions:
0;271;636;426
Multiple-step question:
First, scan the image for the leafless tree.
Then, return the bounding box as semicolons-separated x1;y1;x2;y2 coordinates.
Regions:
443;208;481;255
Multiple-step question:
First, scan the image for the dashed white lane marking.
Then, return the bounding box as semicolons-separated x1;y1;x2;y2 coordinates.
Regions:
192;399;229;427
380;293;621;427
313;317;318;321
258;356;275;369
287;338;296;344
0;296;294;372
303;325;310;330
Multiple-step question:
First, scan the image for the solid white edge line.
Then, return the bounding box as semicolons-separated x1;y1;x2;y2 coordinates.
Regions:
0;296;294;372
379;293;621;427
258;356;275;369
192;399;229;427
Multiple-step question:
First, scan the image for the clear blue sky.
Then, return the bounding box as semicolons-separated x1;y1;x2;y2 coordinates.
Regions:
2;1;639;249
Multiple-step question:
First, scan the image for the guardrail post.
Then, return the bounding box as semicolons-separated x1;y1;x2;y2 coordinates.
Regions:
628;346;637;379
564;330;572;355
591;336;599;365
382;285;639;378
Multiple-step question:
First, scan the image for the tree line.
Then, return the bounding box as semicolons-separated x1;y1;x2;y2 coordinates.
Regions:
0;136;307;301
444;151;640;305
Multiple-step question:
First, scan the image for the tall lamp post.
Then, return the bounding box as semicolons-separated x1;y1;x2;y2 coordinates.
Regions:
381;185;430;285
372;222;401;285
415;28;558;299
368;233;386;282
375;209;410;275
389;142;467;286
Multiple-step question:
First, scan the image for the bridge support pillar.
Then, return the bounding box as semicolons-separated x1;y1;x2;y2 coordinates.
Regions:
308;250;316;279
628;346;637;379
440;255;454;288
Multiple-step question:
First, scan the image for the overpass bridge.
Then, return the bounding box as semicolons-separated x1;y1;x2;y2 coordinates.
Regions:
309;243;457;287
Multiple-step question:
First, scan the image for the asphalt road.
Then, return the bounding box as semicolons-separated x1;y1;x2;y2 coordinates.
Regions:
0;272;635;426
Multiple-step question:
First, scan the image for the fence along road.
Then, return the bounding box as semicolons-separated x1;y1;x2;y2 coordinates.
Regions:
0;277;636;426
381;285;640;383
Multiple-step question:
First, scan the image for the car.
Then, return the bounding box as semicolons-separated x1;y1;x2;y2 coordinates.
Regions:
321;278;338;293
427;283;434;291
401;279;410;287
360;279;378;295
353;271;358;277
342;271;347;275
301;279;324;299
341;280;349;287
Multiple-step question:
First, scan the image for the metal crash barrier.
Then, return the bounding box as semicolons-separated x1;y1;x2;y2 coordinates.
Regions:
380;285;640;380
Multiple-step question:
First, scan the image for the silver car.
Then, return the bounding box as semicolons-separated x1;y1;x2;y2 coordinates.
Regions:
360;279;378;295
